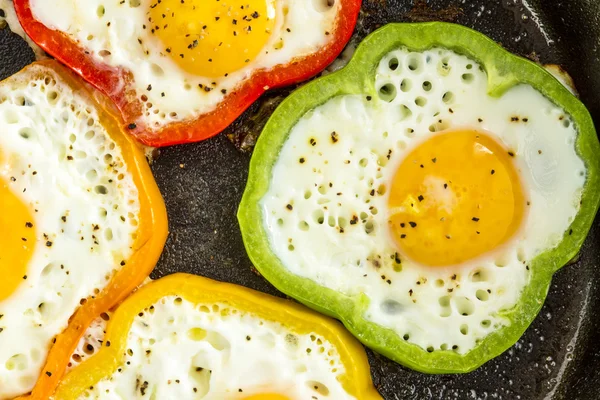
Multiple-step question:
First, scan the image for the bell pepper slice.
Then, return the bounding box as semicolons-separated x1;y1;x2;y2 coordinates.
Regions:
13;0;362;147
52;273;381;400
10;60;168;400
237;23;600;373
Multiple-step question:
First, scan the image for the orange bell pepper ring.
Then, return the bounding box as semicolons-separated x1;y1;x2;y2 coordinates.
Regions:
3;60;168;400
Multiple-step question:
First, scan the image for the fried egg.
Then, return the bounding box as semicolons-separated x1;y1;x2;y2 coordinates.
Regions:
261;48;585;354
29;0;341;134
76;296;356;400
0;61;157;399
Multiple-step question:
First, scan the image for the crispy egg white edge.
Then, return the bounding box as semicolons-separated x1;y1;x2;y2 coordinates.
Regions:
261;48;585;354
31;0;339;129
80;296;354;400
0;64;139;399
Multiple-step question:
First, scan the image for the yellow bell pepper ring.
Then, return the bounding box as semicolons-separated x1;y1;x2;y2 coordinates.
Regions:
53;273;381;400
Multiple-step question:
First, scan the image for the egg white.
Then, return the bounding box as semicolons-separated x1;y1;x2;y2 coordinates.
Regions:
68;312;111;373
261;48;585;354
30;0;339;130
79;296;353;400
0;64;139;399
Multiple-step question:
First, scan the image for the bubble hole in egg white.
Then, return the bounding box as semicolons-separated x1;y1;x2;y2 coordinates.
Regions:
30;0;339;130
0;66;139;399
80;296;353;400
261;48;586;355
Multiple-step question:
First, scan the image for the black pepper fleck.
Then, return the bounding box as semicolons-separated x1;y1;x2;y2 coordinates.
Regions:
330;131;339;143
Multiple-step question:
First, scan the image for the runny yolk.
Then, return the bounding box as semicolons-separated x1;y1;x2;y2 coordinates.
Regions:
242;394;290;400
388;129;526;267
0;174;36;302
148;0;275;78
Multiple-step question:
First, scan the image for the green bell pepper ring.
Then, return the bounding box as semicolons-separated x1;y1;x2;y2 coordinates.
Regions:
237;22;600;373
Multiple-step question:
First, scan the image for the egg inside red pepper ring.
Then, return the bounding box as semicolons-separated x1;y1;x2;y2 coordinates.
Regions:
14;0;361;146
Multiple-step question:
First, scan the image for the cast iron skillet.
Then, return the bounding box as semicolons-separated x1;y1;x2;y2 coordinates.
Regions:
1;1;599;399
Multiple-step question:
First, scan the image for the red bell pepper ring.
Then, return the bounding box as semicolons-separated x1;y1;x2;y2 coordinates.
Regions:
14;0;362;147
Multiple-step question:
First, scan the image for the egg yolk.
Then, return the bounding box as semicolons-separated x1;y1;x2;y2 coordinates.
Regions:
388;130;526;267
148;0;275;78
0;175;36;302
242;394;290;400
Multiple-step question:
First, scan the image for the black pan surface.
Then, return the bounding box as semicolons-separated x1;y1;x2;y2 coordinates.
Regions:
1;1;600;399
